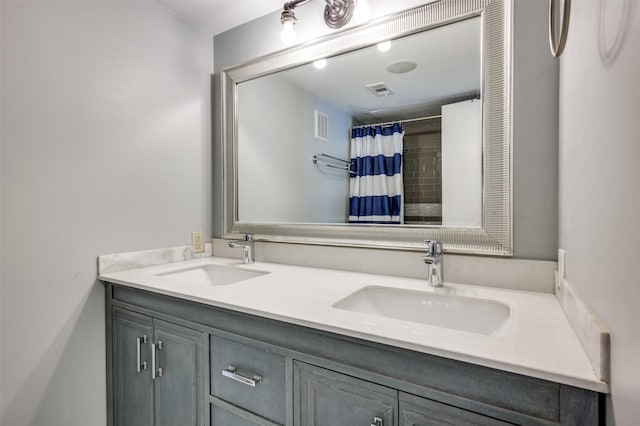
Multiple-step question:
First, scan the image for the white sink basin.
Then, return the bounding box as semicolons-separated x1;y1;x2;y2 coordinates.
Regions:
154;264;268;286
333;286;510;335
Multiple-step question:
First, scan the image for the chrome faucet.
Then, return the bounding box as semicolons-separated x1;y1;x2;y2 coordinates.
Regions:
423;240;443;287
228;234;254;264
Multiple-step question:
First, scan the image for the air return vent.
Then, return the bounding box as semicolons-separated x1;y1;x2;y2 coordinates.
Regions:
366;82;395;97
315;110;329;141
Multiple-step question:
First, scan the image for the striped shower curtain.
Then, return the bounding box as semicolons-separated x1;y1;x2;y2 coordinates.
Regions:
349;123;404;224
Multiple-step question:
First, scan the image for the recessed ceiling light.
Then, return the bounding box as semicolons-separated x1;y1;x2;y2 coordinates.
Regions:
314;59;327;69
386;60;418;74
377;41;392;52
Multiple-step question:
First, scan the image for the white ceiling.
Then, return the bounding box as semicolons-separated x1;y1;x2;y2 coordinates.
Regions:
156;0;283;35
275;16;481;122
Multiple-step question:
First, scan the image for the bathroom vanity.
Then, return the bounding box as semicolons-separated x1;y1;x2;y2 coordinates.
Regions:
101;257;605;426
100;0;589;423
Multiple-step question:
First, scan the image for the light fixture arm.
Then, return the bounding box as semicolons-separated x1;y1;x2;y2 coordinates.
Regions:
283;0;314;12
280;0;356;30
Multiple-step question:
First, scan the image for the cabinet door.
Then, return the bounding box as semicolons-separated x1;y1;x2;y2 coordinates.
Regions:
153;319;207;426
399;392;512;426
294;361;397;426
113;308;154;426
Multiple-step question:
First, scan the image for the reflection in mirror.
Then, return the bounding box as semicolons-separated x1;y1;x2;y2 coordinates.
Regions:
237;17;482;227
224;0;512;255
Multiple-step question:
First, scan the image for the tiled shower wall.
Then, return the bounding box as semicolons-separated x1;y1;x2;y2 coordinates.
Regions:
403;131;442;204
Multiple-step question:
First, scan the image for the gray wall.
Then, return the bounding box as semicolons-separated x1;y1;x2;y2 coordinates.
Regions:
213;0;559;260
512;0;559;259
238;75;351;223
0;2;212;425
558;1;640;423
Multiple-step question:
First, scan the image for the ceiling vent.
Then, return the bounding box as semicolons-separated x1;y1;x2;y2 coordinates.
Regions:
315;110;329;141
366;82;395;97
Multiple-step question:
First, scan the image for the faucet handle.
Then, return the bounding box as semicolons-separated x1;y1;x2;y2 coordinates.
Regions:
424;240;443;257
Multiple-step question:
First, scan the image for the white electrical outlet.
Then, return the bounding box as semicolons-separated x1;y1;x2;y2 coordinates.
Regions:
191;231;204;254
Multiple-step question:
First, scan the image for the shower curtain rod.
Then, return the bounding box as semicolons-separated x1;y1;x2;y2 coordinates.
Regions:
351;114;442;130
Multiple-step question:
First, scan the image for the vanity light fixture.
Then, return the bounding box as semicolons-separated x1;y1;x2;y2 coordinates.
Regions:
280;12;297;45
280;0;369;46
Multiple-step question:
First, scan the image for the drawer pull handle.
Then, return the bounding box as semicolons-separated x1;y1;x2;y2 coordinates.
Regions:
371;416;383;426
222;366;262;387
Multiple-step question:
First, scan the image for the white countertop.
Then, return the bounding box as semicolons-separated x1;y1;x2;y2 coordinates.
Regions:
100;256;607;393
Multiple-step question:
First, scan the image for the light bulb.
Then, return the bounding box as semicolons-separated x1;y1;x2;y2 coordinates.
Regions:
280;20;296;45
377;41;391;52
313;59;327;69
354;0;371;23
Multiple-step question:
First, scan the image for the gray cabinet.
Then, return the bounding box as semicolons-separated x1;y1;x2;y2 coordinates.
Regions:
112;307;206;426
294;361;396;426
399;392;511;426
106;284;603;426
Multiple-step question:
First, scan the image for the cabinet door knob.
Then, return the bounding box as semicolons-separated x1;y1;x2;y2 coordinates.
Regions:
222;366;262;387
371;416;383;426
136;335;148;373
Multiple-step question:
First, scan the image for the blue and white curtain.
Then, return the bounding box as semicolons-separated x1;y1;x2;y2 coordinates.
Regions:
349;123;404;224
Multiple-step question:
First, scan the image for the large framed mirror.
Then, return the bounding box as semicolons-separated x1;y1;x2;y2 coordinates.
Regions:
222;0;512;256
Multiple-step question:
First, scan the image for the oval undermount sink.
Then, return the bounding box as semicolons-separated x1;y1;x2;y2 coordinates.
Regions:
154;264;268;286
333;286;510;335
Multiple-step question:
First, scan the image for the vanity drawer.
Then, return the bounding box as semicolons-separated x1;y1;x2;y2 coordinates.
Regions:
210;335;286;424
210;401;281;426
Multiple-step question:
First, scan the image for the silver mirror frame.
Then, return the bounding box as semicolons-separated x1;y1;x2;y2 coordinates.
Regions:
222;0;512;256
